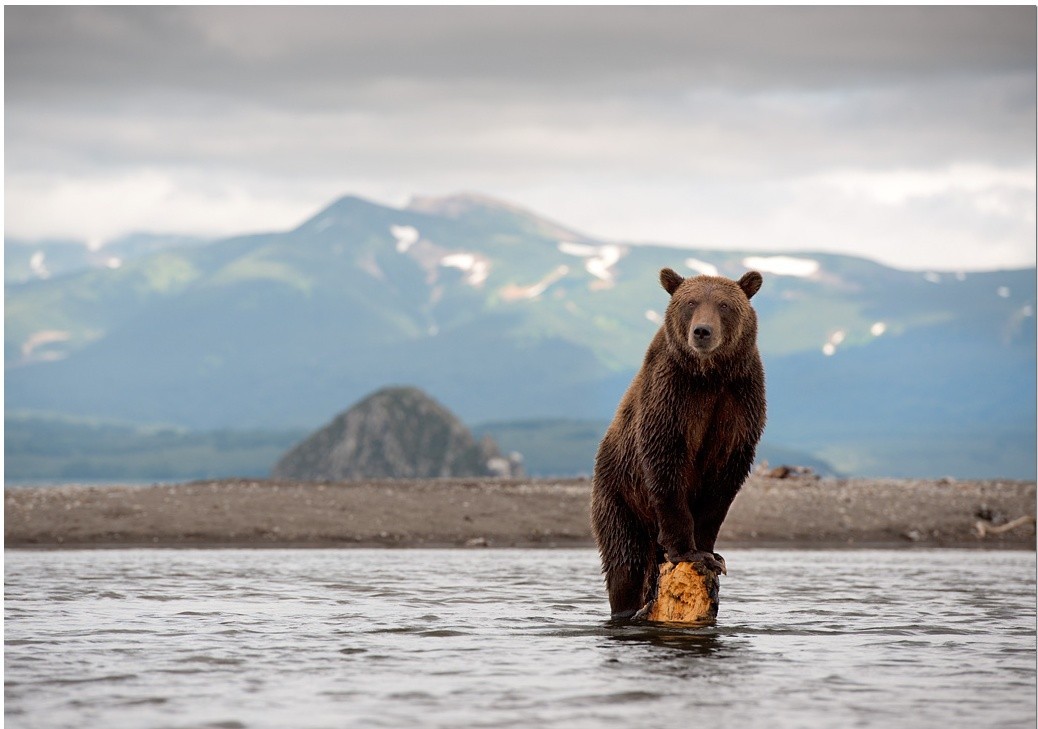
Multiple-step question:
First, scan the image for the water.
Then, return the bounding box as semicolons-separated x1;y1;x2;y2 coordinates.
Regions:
5;549;1035;729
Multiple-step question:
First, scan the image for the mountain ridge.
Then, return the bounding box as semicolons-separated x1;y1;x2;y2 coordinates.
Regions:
8;192;1032;280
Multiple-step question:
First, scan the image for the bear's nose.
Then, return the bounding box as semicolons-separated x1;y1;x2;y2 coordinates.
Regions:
693;324;713;340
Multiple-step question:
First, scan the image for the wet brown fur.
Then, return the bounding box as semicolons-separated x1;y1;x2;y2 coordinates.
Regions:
591;269;766;617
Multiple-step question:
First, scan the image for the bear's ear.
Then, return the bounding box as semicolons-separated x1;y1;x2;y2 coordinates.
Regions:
660;267;684;295
738;271;763;299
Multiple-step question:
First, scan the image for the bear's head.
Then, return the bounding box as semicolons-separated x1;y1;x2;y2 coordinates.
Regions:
659;268;763;360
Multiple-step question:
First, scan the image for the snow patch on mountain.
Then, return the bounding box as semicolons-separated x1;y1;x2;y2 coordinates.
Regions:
743;255;820;278
558;242;598;257
440;253;491;287
501;265;570;301
441;253;476;270
558;241;626;285
29;251;49;279
587;245;623;282
390;225;420;253
822;329;847;357
684;258;719;277
21;330;71;363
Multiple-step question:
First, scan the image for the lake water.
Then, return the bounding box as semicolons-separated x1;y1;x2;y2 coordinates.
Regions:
5;549;1035;729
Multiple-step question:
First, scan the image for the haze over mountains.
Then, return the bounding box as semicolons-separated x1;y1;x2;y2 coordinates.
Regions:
5;193;1035;479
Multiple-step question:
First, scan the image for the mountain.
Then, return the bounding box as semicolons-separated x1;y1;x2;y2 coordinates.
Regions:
272;386;521;480
5;192;1036;478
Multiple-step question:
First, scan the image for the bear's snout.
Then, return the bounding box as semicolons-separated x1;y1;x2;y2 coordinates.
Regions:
689;321;719;354
689;317;722;353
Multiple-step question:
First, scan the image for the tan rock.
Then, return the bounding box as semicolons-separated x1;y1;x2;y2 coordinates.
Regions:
636;561;719;624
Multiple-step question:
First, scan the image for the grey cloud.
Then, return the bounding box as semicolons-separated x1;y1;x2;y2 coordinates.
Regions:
6;5;1033;174
6;6;1035;109
7;73;1032;182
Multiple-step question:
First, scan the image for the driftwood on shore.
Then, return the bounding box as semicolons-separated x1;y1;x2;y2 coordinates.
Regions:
635;562;720;624
974;515;1036;538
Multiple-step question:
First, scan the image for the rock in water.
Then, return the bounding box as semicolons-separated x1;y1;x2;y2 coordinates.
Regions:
272;386;522;480
635;562;719;624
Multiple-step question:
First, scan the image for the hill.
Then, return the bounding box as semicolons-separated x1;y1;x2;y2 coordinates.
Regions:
5;192;1035;478
272;386;521;480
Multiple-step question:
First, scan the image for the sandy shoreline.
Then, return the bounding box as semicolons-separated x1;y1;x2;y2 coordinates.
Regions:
5;476;1036;550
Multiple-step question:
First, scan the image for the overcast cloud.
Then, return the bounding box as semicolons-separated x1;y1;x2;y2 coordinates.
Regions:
5;6;1036;270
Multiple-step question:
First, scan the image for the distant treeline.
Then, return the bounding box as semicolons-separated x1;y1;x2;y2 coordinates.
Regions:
5;415;304;483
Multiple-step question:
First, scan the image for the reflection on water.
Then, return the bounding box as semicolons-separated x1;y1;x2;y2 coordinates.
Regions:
607;625;727;657
5;548;1036;728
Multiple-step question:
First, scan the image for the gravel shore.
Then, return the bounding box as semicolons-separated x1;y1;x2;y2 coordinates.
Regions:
6;476;1035;550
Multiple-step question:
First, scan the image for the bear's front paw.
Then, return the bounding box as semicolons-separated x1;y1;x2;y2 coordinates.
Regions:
666;549;726;575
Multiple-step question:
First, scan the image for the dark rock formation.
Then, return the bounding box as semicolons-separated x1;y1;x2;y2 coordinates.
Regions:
272;386;523;480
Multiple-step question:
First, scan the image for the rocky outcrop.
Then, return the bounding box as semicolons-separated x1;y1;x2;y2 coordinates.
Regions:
272;386;523;480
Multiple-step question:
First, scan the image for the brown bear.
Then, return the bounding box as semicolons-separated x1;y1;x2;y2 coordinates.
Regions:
591;267;766;619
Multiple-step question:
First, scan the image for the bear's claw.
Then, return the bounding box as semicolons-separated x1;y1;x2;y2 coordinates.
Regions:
711;552;727;575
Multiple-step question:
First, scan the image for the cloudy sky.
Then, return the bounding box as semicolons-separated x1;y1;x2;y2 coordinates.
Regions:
5;6;1036;270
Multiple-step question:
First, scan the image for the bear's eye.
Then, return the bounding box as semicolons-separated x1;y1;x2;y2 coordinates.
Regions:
719;302;730;311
